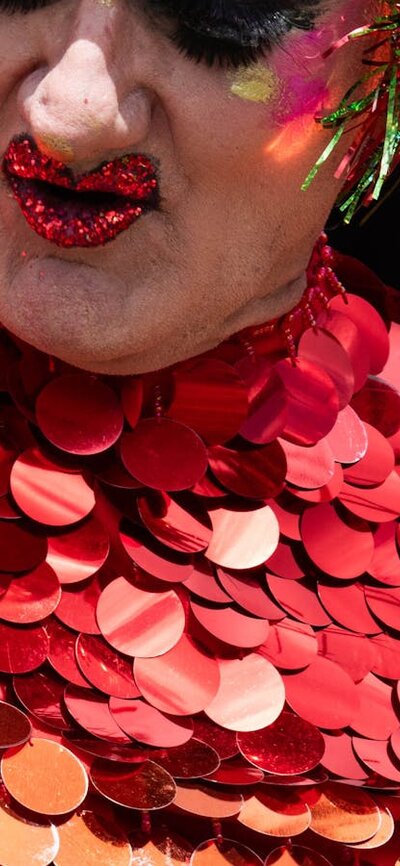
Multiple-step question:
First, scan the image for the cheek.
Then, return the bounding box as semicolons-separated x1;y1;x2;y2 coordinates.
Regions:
270;32;332;126
0;24;37;116
270;0;369;125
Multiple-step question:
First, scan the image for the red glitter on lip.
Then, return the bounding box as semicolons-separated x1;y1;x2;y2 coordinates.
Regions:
2;135;159;248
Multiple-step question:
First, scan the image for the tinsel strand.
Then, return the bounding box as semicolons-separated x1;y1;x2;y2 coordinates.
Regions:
302;1;400;222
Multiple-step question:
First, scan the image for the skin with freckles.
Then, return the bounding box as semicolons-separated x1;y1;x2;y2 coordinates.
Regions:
0;0;374;374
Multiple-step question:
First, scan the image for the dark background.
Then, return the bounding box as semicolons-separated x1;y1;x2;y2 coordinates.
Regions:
327;169;400;289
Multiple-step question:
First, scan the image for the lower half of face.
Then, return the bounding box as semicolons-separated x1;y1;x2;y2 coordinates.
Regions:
0;0;371;375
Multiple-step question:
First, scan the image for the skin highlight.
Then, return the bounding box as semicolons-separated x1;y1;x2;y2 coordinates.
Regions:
0;0;375;374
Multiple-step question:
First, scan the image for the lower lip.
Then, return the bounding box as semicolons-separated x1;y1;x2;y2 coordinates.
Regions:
6;175;154;249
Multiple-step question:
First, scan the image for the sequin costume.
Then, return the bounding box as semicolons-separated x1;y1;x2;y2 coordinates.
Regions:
0;235;400;866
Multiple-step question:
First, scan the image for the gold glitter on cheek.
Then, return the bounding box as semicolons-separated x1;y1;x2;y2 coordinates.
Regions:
229;63;279;104
95;0;116;7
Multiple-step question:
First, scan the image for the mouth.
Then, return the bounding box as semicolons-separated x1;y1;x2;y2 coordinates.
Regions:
2;135;159;249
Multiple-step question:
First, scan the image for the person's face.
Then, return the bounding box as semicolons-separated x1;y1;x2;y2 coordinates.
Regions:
0;0;371;374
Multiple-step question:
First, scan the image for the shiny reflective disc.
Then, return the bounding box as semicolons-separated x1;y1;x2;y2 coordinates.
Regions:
262;539;305;581
0;564;60;624
90;758;176;810
368;522;400;587
339;472;400;524
10;447;95;526
349;806;395;851
192;717;238;760
184;559;230;604
352;737;400;783
76;633;140;698
259;619;318;670
266;576;331;628
217;567;285;619
283;657;359;730
364;584;400;632
46;618;89;687
110;697;194;747
174;783;242;818
351;674;399;740
265;846;332;866
54;810;132;866
325;405;367;464
13;669;71;731
153;738;220;779
167;359;248;445
134;634;220;715
120;526;194;583
321;731;368;781
351;377;400;438
138;491;212;553
0;622;48;674
301;503;374;579
56;576;102;634
36;374;124;455
206;504;279;570
64;685;132;743
298;327;354;410
46;517;110;584
96;577;185;658
239;789;311;837
121;418;208;491
240;365;287;445
275;357;339;446
0;795;59;866
130;828;193;865
343;423;395;487
280;438;335;490
237;711;325;775
205;654;285;732
192;838;263;866
1;737;88;815
317;583;379;636
371;632;400;679
316;625;377;682
330;292;390;374
309;782;380;843
0;701;32;748
190;600;270;649
208;441;286;500
0;520;47;572
207;762;263;786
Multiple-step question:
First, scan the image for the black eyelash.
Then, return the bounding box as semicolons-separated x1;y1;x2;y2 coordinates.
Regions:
0;0;57;12
172;24;268;69
149;1;324;69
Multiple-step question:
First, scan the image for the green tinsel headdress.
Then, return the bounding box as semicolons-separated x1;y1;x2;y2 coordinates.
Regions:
303;1;400;223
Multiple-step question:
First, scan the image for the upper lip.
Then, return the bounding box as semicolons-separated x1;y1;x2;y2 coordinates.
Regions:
2;134;159;203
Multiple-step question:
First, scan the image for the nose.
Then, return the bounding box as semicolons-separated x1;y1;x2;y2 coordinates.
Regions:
17;0;153;165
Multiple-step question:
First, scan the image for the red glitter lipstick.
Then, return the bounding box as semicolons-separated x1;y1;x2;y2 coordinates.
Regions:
2;135;159;249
